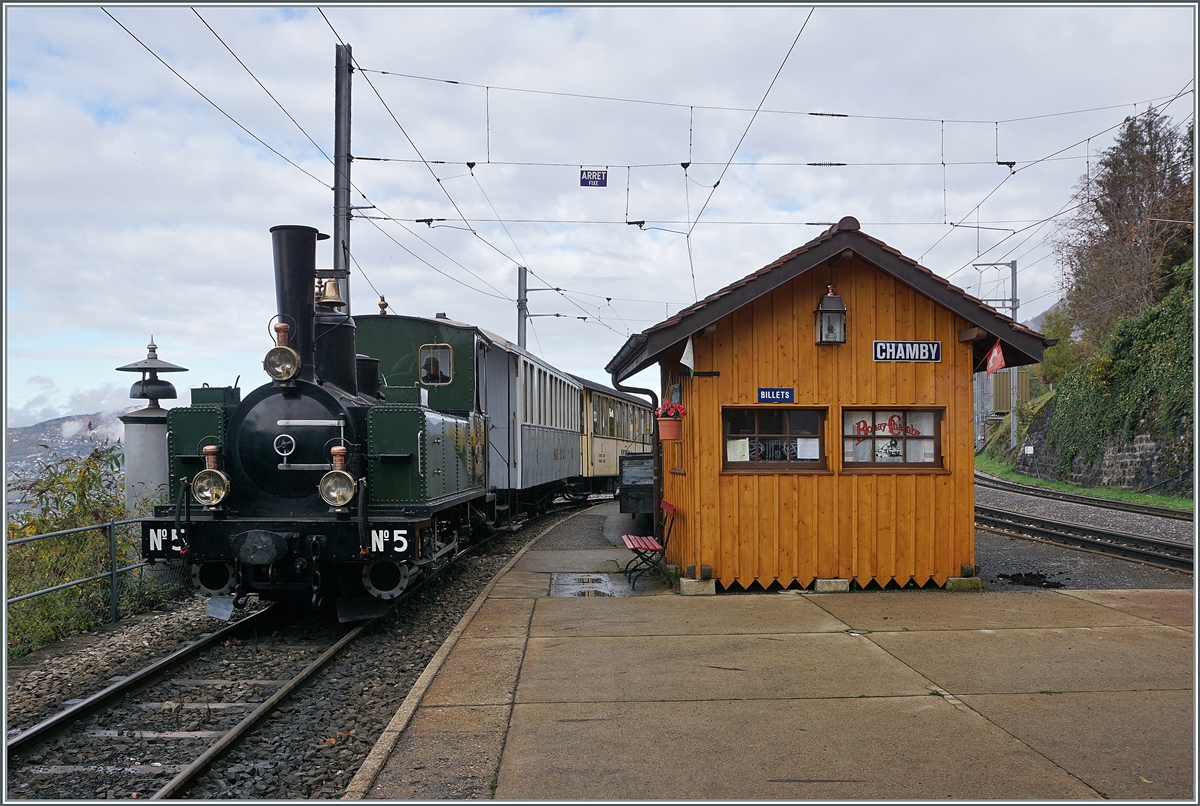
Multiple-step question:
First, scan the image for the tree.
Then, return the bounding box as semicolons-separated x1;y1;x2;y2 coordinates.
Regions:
1038;306;1081;387
1052;108;1193;350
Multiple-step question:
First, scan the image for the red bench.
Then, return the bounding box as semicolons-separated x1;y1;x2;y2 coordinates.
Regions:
621;500;676;589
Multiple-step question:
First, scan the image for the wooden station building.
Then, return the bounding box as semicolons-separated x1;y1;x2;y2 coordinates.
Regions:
606;217;1052;590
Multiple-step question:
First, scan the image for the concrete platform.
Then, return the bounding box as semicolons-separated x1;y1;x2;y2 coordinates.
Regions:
346;501;1194;801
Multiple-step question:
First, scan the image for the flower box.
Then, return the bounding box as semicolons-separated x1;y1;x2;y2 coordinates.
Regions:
657;417;682;440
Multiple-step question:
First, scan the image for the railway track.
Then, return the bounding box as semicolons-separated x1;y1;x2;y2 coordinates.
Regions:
975;471;1193;521
5;602;375;800
975;504;1193;572
5;606;278;756
5;502;590;800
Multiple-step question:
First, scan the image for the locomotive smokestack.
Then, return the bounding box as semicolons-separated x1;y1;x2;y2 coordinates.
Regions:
270;225;327;383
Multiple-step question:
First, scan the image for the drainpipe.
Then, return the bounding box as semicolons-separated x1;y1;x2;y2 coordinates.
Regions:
610;373;661;539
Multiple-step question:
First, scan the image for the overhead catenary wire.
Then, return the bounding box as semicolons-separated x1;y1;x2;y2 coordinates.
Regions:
319;8;630;338
465;154;628;337
689;10;813;237
189;7;511;305
191;8;335;169
466;169;627;336
922;84;1194;271
358;67;1186;127
941;118;1195;284
317;9;480;237
355;155;1098;169
351;77;1190;286
190;7;397;311
355;214;1053;228
113;7;502;334
101;8;331;190
680;9;814;303
132;8;1189;338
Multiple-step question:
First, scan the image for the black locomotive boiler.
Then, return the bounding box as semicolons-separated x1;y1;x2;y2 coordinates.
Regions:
142;225;493;621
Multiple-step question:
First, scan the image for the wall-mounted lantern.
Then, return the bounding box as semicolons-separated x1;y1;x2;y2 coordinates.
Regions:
815;285;846;344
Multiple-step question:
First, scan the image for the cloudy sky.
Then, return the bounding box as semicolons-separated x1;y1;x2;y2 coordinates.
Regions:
4;4;1196;427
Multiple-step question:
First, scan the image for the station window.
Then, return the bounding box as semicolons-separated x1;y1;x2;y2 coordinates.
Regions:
841;409;942;468
722;408;826;471
419;344;453;385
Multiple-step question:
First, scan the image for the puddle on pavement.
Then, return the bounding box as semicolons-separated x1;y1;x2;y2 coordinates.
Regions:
549;572;635;598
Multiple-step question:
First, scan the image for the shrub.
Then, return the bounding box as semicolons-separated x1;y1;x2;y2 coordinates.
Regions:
5;439;187;658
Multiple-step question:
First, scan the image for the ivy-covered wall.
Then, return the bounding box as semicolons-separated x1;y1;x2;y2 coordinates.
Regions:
1020;260;1193;494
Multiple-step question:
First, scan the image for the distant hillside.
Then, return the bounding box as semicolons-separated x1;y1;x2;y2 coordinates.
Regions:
1021;299;1063;335
6;409;131;481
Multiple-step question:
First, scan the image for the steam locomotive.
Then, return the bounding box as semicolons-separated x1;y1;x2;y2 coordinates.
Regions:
141;225;651;621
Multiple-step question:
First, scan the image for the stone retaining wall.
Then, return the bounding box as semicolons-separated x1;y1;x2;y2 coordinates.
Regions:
1016;399;1193;496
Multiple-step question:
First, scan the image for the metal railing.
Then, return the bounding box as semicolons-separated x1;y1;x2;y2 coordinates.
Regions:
6;518;163;625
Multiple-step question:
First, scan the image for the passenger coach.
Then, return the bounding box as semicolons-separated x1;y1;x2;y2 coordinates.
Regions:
572;375;653;494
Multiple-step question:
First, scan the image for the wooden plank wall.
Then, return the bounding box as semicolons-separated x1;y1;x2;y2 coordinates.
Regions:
661;257;975;589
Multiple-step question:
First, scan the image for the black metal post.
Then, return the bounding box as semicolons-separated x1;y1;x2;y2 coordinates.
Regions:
109;521;119;623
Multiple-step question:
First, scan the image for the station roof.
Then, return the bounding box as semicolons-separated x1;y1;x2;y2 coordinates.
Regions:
606;216;1053;382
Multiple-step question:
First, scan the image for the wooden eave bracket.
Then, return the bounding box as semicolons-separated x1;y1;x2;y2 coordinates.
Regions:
958;326;989;342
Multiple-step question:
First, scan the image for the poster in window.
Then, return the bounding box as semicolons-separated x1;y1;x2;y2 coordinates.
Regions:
875;438;904;462
795;438;820;460
726;438;750;462
758;437;788;461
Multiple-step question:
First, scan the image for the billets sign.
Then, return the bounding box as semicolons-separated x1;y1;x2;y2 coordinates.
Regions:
758;387;794;403
873;340;941;362
580;169;607;187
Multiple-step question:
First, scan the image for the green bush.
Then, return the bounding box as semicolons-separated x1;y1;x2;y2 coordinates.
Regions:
1046;260;1194;475
6;439;186;658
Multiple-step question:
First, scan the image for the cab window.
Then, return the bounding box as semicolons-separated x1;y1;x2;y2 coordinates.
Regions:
419;344;453;385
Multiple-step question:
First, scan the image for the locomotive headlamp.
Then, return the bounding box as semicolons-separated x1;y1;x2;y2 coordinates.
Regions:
319;446;357;507
319;471;357;506
264;322;301;381
192;445;230;506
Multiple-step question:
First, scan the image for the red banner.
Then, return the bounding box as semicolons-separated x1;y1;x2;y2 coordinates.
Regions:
985;340;1006;377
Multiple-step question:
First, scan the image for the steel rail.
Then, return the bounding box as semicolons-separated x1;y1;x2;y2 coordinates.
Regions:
150;615;376;799
5;605;278;754
975;472;1193;522
146;504;555;799
975;504;1193;572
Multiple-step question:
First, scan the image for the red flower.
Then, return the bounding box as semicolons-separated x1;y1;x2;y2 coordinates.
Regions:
655;402;687;418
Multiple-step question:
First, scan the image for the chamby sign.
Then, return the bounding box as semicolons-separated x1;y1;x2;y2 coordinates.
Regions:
873;340;941;362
